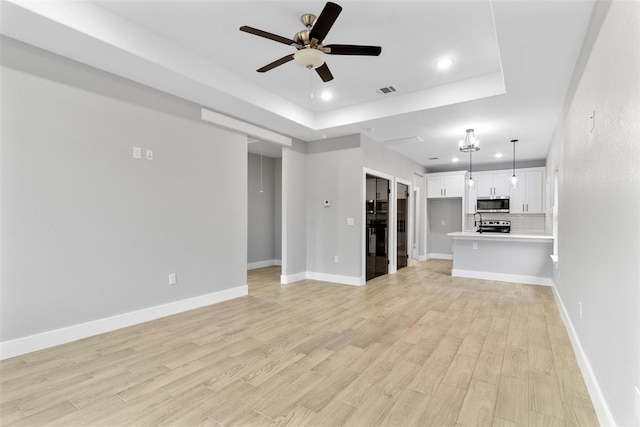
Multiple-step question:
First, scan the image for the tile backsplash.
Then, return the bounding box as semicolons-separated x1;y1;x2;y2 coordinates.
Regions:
465;213;547;234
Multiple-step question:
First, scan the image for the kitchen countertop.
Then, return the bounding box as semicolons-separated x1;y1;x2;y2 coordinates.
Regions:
448;231;554;242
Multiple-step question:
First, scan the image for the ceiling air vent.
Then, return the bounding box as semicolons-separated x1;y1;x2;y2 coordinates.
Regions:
382;136;423;147
429;157;439;160
377;86;396;95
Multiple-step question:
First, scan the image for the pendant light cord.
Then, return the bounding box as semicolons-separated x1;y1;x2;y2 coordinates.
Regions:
512;140;516;175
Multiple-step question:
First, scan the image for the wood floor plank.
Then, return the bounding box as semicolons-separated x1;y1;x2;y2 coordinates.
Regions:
495;376;529;426
473;351;504;385
457;379;498;426
0;261;598;426
529;371;565;420
418;383;467;426
378;388;432;427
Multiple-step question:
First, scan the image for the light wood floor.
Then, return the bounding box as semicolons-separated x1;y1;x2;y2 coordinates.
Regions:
1;260;599;426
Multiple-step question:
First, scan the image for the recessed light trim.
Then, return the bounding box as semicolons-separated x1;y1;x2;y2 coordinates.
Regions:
495;153;503;158
321;91;333;101
436;57;453;70
452;157;459;162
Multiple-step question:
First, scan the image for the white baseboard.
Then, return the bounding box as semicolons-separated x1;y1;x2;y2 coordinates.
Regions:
280;271;307;284
0;285;248;360
451;269;552;286
307;272;365;286
427;253;453;260
418;255;428;261
280;271;364;286
247;259;281;270
552;286;615;427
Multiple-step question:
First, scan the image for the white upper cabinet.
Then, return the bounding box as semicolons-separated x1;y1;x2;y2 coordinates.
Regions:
427;172;465;198
510;169;544;213
466;167;545;214
477;172;510;197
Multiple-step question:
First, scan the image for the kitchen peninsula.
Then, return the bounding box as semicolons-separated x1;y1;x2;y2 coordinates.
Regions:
447;231;554;285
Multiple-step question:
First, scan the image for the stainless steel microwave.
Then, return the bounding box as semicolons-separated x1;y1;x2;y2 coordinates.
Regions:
476;196;510;213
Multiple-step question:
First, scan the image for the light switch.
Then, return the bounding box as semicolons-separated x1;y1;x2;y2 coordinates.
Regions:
133;146;142;159
347;218;355;226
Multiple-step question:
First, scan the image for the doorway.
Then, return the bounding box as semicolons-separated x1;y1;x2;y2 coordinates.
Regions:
366;174;389;280
397;182;409;270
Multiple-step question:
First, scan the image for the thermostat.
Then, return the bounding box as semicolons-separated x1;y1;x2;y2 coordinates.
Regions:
323;200;331;207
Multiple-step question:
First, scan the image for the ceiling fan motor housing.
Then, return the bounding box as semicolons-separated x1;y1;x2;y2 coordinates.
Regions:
295;30;311;46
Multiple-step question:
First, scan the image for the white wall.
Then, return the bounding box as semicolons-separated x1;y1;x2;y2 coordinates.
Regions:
0;38;248;347
546;2;640;425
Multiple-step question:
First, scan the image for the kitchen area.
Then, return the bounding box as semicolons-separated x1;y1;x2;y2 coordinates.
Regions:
426;167;554;286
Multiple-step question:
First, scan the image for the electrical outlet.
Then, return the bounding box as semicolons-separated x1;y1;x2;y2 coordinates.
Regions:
441;220;445;226
334;256;339;263
168;273;176;285
579;302;582;319
146;149;154;160
473;242;478;250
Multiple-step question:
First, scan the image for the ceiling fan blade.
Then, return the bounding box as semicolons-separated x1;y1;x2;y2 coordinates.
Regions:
240;26;298;46
257;54;295;72
324;44;382;56
315;62;334;82
309;2;342;44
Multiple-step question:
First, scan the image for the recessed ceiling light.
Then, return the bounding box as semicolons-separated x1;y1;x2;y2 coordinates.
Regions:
436;58;453;70
321;91;333;101
495;153;503;158
452;157;459;162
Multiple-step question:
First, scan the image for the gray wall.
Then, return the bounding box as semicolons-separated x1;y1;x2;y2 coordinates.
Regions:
546;2;639;425
427;198;462;256
361;135;425;182
274;158;282;260
1;37;248;342
247;152;276;264
281;142;307;278
305;137;362;277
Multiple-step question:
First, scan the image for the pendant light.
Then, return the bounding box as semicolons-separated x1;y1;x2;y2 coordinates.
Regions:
459;129;480;152
467;149;475;189
459;129;480;189
509;139;518;189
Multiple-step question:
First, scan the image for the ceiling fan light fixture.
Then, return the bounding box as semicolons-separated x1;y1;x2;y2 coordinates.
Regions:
294;48;325;69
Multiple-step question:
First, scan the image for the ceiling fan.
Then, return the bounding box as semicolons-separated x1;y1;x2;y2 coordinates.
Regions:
239;2;382;82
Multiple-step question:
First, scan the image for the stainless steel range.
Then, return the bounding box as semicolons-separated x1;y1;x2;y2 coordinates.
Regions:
477;220;511;234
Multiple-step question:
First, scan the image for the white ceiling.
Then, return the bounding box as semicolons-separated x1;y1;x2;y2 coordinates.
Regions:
1;0;595;170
